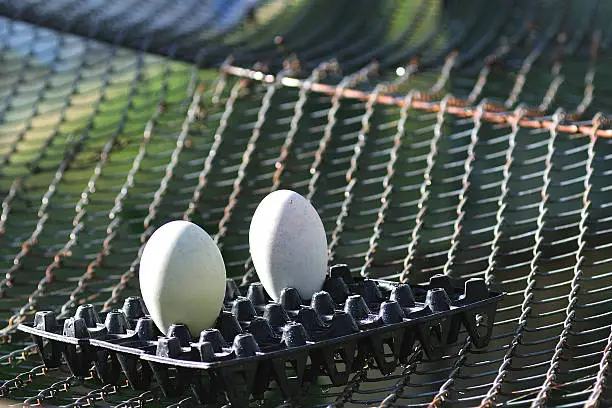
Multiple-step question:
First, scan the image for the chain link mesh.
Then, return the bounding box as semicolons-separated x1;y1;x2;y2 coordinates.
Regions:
1;0;612;406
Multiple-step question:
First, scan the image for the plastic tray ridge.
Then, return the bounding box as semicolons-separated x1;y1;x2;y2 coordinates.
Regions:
18;264;504;407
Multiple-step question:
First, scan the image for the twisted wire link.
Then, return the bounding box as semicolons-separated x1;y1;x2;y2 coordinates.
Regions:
213;69;287;250
360;91;415;278
103;80;208;311
142;83;205;231
327;84;382;263
60;383;119;408
223;65;612;139
182;77;246;222
14;56;148;323
429;51;457;96
479;111;561;407
433;36;596;400
441;102;485;278
0;364;51;398
504;0;569;110
465;7;535;105
377;349;423;408
240;61;337;285
0;34;97;236
22;375;85;406
327;363;371;408
530;115;599;408
429;107;524;407
481;28;598;288
0;55;149;333
0;24;45;172
1;139;82;303
114;390;157;408
585;324;612;408
0;343;37;366
0;43;120;298
428;338;472;408
322;71;420;408
504;46;546;109
426;105;491;407
575;66;596;119
399;95;450;283
364;58;487;280
0;177;21;235
484;110;524;286
305;62;378;202
571;29;602;119
165;396;196;408
272;62;335;192
538;27;602;115
538;62;564;113
467;65;491;105
59;100;166;317
64;70;226;315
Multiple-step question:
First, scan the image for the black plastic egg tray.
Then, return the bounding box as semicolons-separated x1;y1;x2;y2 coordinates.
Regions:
18;265;504;407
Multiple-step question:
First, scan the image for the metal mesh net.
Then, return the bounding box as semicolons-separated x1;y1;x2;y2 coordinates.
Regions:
2;0;612;406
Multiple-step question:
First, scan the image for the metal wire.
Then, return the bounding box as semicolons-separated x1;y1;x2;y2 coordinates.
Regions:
2;0;612;407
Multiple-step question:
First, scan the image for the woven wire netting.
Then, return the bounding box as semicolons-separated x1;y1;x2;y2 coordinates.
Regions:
2;0;612;406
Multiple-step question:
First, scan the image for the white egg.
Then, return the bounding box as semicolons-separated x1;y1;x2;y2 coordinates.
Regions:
139;220;226;335
249;190;328;301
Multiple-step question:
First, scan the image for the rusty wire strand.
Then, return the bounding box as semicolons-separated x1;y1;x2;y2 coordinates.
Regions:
305;62;378;202
103;80;211;311
441;102;485;278
530;114;600;408
585;324;612;408
0;343;37;366
60;71;228;316
241;61;337;285
182;75;244;222
22;375;85;406
377;348;423;408
479;110;561;407
327;84;382;263
0;53;155;335
425;105;490;408
0;364;51;398
0;176;21;235
0;26;60;175
0;34;100;245
436;29;603;405
327;363;371;408
0;47;126;329
428;337;473;408
213;69;288;250
58;100;167;317
3;4;612;406
222;65;612;138
399;95;450;283
360;91;415;278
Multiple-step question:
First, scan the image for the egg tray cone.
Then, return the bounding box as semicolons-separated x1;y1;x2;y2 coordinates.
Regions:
17;264;504;407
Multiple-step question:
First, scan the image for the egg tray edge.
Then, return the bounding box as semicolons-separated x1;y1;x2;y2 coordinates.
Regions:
18;265;504;407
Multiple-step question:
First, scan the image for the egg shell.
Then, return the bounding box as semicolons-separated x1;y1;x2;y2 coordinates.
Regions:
249;190;328;301
139;220;226;335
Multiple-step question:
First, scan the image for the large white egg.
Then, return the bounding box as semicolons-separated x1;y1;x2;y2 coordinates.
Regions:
249;190;328;301
139;220;226;335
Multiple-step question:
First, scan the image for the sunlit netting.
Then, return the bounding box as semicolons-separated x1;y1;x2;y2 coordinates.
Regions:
2;0;612;406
